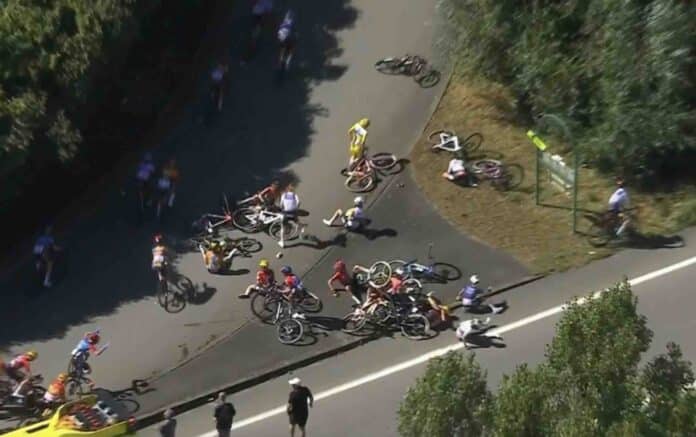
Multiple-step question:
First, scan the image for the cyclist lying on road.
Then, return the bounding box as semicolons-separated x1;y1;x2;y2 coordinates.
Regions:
456;317;503;349
323;196;367;231
442;152;477;187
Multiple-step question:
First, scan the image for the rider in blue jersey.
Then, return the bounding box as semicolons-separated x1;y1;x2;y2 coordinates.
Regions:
277;10;296;70
33;225;60;287
70;330;106;376
458;275;504;314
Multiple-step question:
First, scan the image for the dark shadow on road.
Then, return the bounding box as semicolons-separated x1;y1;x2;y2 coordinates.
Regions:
354;227;398;241
0;0;359;352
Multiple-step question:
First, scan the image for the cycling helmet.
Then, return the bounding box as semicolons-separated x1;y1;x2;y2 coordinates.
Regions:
280;266;292;275
87;333;100;344
153;234;163;244
25;351;38;361
359;118;370;128
334;259;346;271
57;373;68;382
470;275;479;284
353;196;364;206
164;408;175;419
259;259;269;268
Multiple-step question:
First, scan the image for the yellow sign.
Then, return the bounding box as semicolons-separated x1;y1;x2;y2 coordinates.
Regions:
527;130;548;151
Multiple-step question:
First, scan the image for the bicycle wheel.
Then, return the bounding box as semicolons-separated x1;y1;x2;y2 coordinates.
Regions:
416;68;440;88
368;261;392;288
297;290;323;313
401;314;430;340
587;221;611;247
403;278;423;293
342;311;367;333
65;378;87;399
257;294;282;324
158;287;185;313
371;301;394;325
497;164;524;191
232;208;262;233
233;237;262;254
268;220;300;241
277;318;304;345
374;58;404;75
251;292;274;322
369;152;397;170
461;132;483;154
345;173;375;192
407;56;427;76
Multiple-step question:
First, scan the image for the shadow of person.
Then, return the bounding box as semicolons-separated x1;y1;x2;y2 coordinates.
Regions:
186;281;217;306
626;233;685;250
354;227;398;241
465;334;506;349
304;315;345;332
282;232;347;250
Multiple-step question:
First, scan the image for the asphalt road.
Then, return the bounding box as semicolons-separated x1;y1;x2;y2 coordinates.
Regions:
0;0;528;419
138;227;696;437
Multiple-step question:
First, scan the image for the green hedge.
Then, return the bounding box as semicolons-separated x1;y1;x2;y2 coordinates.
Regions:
444;0;695;188
0;0;212;246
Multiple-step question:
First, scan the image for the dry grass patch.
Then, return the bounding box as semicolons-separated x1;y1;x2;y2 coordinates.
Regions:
411;78;693;273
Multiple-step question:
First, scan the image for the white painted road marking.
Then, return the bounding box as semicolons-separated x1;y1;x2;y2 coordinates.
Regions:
192;255;696;435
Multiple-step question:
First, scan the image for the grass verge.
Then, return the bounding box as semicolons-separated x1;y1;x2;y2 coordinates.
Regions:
411;77;695;273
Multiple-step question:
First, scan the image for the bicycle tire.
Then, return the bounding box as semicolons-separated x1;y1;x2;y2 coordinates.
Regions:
234;237;262;254
232;208;262;233
268;220;300;241
403;278;423;292
461;132;483;154
255;294;281;324
276;318;304;345
416;68;440;88
407;56;427;76
471;159;503;177
65;378;87;399
368;261;392;288
587;222;611;247
250;292;274;322
374;58;403;75
427;129;456;150
342;311;368;333
388;259;407;271
372;301;394;325
369;152;397;170
345;173;375;193
297;290;323;313
401;314;430;340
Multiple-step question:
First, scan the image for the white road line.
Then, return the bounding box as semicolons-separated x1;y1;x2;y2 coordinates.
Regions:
192;255;696;435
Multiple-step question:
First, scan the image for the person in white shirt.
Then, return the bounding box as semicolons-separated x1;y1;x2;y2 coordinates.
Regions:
280;185;300;216
455;317;503;349
608;177;631;236
442;152;477;186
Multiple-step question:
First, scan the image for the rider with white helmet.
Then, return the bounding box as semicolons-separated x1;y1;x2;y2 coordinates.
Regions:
458;274;504;314
323;196;367;230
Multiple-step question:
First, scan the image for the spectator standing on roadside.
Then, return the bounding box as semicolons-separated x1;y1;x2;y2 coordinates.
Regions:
214;392;236;437
287;377;313;437
158;409;177;437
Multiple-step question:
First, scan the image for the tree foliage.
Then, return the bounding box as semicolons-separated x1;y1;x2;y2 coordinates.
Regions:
398;281;696;436
443;0;696;186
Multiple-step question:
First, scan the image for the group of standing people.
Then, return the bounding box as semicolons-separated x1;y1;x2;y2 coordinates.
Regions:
158;377;313;437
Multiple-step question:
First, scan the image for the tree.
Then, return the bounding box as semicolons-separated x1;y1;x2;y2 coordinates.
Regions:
398;352;492;437
398;281;695;436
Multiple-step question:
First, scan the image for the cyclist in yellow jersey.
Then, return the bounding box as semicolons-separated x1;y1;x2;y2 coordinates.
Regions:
348;118;369;168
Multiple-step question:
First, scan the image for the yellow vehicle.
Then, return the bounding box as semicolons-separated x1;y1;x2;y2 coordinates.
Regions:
3;389;136;437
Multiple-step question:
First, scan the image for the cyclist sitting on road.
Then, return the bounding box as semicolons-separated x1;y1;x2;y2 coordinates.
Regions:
280;266;304;303
442;152;477;187
280;184;300;216
33;225;60;288
327;259;351;298
2;351;37;384
199;241;224;273
608;177;631;237
277;10;296;70
42;373;68;408
426;291;451;324
323;196;367;231
240;259;276;299
348;118;369;169
459;275;504;315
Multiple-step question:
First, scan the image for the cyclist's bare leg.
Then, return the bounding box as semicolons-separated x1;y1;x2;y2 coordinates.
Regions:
322;209;344;226
43;259;54;287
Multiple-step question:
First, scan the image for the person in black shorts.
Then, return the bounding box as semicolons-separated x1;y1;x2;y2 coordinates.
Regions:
287;377;313;437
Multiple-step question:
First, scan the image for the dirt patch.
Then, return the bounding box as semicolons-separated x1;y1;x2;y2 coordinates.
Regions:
411;77;694;273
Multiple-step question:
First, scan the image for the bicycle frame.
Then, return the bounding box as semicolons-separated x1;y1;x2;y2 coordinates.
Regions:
243;208;285;226
432;132;461;153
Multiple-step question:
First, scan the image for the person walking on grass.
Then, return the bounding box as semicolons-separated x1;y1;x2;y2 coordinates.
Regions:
214;392;236;437
287;377;313;437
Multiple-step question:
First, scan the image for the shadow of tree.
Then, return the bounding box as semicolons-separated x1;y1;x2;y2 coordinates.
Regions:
0;0;359;353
